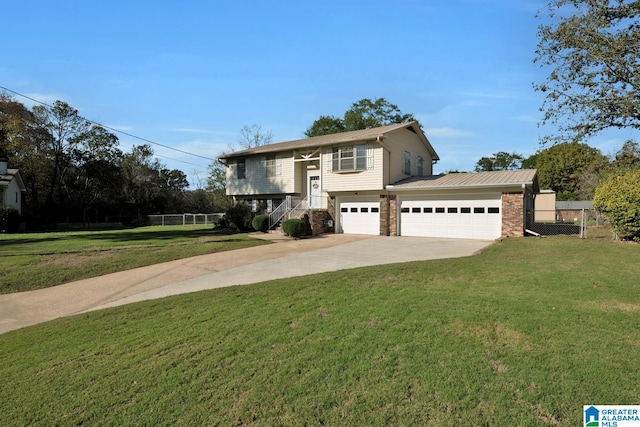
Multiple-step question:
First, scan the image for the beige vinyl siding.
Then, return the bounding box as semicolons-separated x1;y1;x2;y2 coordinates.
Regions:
387;129;433;183
322;144;385;192
226;153;296;196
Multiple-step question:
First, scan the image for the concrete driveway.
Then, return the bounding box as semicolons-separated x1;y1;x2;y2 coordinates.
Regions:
0;234;493;334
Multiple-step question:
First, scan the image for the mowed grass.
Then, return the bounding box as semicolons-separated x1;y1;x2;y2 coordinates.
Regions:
1;237;639;426
0;225;270;294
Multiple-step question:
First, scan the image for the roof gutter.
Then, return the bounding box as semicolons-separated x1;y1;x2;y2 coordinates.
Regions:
385;181;534;191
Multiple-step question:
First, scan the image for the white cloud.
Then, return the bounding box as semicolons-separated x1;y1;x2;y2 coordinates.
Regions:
166;127;237;138
424;127;473;138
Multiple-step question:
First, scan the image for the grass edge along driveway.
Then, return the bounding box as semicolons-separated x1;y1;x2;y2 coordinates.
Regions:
1;236;639;426
0;225;270;294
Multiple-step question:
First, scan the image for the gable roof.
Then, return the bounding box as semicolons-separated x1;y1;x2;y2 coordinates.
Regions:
218;121;439;161
0;168;26;191
387;169;539;192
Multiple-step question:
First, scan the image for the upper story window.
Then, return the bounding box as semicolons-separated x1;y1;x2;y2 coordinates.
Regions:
265;155;281;177
404;151;411;175
332;145;367;172
236;159;246;179
417;156;424;176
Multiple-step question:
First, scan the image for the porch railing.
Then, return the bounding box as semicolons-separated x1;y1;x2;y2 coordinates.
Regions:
268;196;309;229
269;196;291;229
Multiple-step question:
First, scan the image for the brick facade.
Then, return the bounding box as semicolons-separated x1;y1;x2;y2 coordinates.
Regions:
501;192;524;237
389;195;397;236
307;209;333;236
379;195;390;236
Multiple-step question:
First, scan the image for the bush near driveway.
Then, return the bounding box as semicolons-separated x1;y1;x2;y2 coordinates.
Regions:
252;214;269;233
282;218;307;238
594;169;640;241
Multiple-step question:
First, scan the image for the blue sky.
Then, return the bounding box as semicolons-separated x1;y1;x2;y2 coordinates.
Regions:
1;0;635;187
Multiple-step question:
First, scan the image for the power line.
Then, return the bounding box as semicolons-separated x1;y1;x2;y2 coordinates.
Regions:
0;85;218;163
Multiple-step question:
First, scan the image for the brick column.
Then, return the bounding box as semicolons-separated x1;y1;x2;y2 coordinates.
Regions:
389;195;398;236
379;195;390;236
502;193;524;237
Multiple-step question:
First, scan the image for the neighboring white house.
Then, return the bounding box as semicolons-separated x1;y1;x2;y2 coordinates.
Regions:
218;122;539;240
0;158;26;215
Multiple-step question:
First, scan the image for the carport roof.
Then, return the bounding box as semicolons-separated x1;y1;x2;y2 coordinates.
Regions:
388;169;539;192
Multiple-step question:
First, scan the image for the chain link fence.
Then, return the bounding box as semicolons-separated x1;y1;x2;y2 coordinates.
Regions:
147;213;223;226
526;208;612;239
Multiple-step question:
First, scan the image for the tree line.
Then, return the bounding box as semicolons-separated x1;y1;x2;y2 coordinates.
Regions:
0;95;227;228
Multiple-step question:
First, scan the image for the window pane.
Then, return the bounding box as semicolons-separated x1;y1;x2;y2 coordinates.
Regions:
424;207;433;213
474;207;485;213
401;207;410;213
448;207;458;213
361;207;369;213
237;159;246;179
436;207;445;213
350;207;358;212
341;207;348;212
412;207;421;213
488;207;500;214
371;207;379;213
461;207;471;213
341;158;354;170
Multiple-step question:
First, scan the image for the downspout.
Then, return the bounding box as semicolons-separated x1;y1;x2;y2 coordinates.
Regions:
377;135;393;236
522;183;527;236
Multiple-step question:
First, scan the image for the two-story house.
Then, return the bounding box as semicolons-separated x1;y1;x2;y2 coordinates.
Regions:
219;122;538;240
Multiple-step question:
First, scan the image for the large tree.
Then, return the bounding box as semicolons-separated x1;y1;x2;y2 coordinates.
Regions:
0;95;51;214
238;124;273;149
474;152;524;171
305;98;416;137
67;125;123;221
32;100;91;211
535;142;605;199
534;0;640;144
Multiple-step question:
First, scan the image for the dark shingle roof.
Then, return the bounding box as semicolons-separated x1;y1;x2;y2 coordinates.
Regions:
218;121;439;160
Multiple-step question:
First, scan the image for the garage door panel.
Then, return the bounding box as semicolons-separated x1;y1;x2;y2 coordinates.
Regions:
400;195;501;240
339;199;380;235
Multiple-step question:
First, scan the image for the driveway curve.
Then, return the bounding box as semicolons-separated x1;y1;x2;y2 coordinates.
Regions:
0;234;493;334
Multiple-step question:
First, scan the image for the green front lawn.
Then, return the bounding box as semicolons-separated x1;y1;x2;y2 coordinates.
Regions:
0;225;269;294
1;237;639;425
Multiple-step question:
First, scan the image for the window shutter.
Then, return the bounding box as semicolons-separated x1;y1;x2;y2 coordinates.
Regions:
276;155;282;176
367;143;374;170
326;148;333;172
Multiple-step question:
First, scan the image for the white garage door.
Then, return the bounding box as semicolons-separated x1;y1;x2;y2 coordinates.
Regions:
339;198;380;235
400;194;502;240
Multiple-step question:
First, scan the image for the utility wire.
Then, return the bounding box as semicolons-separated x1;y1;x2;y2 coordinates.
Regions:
0;85;218;163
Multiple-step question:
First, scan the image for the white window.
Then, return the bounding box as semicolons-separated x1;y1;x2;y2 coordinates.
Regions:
250;199;257;212
404;151;411;175
332;145;368;172
265;155;281;177
417;156;424;176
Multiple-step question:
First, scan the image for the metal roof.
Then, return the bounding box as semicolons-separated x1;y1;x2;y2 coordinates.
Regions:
218;121;439;160
556;201;593;210
387;169;539;191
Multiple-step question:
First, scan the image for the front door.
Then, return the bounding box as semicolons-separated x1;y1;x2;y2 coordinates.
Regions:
308;175;321;208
